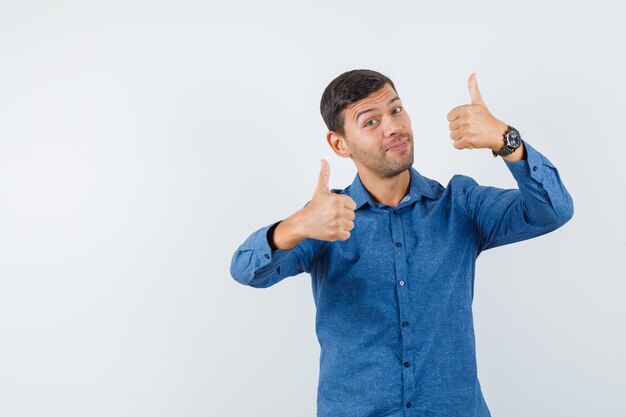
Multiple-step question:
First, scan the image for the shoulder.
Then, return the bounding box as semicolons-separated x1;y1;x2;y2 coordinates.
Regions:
447;174;480;189
423;174;482;211
420;172;480;199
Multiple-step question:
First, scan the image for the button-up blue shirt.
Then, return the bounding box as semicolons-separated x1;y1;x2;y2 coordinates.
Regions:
230;140;573;417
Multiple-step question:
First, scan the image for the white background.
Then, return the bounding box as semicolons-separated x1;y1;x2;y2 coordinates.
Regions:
1;1;624;416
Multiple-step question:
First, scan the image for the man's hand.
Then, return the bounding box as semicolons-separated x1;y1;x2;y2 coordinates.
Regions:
446;72;509;152
294;158;357;242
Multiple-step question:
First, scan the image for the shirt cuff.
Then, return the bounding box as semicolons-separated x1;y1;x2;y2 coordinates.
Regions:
253;221;295;268
503;139;555;184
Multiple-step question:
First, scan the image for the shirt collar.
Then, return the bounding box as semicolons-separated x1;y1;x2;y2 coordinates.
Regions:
331;166;440;210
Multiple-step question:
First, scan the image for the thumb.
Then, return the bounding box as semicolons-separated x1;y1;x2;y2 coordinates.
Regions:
315;158;331;194
468;72;486;106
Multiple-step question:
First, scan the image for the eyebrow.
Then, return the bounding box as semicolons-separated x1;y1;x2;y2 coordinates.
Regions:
355;96;401;122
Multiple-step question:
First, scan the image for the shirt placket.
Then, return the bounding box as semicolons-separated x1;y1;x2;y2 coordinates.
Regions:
389;207;416;413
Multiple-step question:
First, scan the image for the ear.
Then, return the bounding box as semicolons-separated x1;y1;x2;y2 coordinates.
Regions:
326;131;352;158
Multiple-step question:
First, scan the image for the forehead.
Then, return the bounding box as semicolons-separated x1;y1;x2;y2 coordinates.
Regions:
344;83;399;121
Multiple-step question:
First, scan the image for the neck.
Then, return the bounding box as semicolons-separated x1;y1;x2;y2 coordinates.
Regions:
358;168;410;208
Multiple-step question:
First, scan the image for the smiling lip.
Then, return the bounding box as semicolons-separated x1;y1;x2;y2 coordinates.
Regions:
387;139;408;152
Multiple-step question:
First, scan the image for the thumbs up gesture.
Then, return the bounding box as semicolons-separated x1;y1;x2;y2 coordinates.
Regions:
297;158;357;242
446;72;509;151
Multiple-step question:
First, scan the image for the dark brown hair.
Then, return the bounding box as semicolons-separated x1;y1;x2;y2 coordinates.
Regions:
320;69;397;137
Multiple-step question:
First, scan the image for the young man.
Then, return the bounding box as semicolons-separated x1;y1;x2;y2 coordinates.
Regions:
230;69;574;417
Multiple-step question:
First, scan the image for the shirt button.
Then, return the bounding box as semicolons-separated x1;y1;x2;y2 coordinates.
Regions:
264;254;270;259
404;361;411;368
402;321;409;327
533;165;538;171
406;402;412;409
398;280;405;287
395;241;402;247
392;209;398;215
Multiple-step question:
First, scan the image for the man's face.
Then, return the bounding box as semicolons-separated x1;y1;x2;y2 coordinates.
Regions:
338;83;414;179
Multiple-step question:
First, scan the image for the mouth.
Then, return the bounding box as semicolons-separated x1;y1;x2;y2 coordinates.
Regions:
387;138;409;152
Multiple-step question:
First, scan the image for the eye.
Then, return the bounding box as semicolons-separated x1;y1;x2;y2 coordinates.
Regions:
365;119;378;127
393;106;403;114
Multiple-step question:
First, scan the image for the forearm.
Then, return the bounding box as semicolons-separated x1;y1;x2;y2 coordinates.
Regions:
230;217;315;288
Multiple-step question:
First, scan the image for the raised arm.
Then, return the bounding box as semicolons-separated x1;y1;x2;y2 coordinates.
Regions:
229;159;357;288
446;73;574;252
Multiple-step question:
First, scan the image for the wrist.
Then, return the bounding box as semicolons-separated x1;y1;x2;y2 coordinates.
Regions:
272;213;307;250
502;140;526;162
491;120;509;152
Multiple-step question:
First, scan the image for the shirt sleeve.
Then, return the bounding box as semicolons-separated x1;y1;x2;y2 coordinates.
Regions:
460;139;574;253
229;201;320;288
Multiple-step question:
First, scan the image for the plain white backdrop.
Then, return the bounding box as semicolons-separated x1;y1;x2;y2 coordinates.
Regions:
1;1;624;416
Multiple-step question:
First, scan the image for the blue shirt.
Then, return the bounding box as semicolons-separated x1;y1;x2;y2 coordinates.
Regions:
230;140;574;417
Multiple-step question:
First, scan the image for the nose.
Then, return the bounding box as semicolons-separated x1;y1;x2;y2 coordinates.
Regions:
382;115;402;137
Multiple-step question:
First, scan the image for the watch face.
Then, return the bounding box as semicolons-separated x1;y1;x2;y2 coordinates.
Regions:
506;129;521;148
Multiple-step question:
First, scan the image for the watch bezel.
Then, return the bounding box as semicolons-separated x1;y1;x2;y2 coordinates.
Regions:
505;128;522;149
